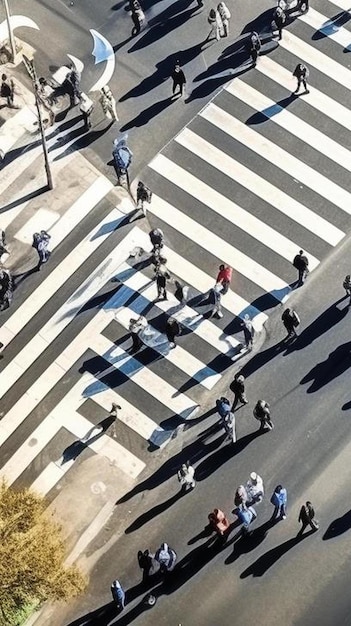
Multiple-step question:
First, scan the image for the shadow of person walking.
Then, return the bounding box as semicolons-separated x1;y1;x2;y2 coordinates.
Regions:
323;509;351;540
240;530;314;578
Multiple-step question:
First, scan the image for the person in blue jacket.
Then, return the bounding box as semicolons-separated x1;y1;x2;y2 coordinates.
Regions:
270;484;288;520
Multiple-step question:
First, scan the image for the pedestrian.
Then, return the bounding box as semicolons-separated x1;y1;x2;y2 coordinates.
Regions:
272;6;286;40
0;229;8;258
282;307;300;340
216;396;232;421
165;317;181;347
155;262;170;300
216;263;232;295
293;249;309;286
110;402;121;419
253;399;274;430
137;549;160;581
64;65;81;107
249;32;261;66
128;315;147;353
208;508;230;537
1;74;15;108
0;268;13;310
230;373;248;410
171;61;186;98
241;314;254;350
131;1;145;36
209;283;223;319
32;230;51;271
246;472;264;504
136;181;152;216
217;2;231;37
293;63;309;95
154;543;177;573
223;410;236;443
111;579;125;610
174;280;189;305
343;275;351;303
207;8;222;41
270;484;288;520
99;85;118;122
298;501;319;535
234;485;248;507
177;460;196;491
236;503;257;535
79;92;94;130
149;228;164;253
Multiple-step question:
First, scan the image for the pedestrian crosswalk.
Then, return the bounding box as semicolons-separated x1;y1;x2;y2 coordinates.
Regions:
0;0;351;528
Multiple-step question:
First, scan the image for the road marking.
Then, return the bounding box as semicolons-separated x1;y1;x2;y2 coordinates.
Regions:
300;7;351;50
199;105;351;214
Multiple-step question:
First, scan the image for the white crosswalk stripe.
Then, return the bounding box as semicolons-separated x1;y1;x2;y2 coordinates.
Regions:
1;0;351;520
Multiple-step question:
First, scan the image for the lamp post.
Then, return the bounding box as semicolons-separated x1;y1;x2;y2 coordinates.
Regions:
23;55;53;190
2;0;16;63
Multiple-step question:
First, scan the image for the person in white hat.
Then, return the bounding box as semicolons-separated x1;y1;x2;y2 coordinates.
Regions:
246;472;264;504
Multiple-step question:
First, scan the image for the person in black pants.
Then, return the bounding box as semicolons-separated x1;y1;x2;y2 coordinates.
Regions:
171;61;186;97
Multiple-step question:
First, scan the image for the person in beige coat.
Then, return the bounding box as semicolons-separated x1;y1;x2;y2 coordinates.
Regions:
99;85;118;122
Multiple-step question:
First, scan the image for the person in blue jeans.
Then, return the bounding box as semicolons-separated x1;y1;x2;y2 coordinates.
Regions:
270;485;288;520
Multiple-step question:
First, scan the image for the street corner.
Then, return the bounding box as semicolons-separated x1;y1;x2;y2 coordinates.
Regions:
45;453;137;559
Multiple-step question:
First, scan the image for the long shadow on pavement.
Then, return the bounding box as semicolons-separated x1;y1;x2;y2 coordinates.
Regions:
323;509;351;539
300;340;351;393
225;518;276;565
124;489;185;533
240;530;315;578
65;601;117;626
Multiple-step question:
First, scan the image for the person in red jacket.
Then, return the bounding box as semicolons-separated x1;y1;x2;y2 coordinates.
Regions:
216;264;232;294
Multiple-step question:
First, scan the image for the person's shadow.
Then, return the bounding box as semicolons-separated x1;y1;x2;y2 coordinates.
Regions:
240;530;314;577
323;509;351;539
64;601;117;626
124;489;185;533
225;518;275;564
300;340;351;393
120;96;175;130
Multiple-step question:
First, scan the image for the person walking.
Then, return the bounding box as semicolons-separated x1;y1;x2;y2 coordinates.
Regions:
165;317;180;347
217;2;231;37
174;280;189;305
99;85;118;122
155;543;177;573
1;74;16;108
209;283;223;318
128;315;147;353
113;135;133;187
298;501;319;534
241;314;254;350
216;264;232;294
149;228;164;253
216;396;231;421
136;181;152;216
343;275;351;303
270;484;288;520
282;307;300;340
234;485;248;507
293;63;309;95
79;92;94;130
253;399;274;430
293;249;309;286
236;503;257;535
230;373;248;410
208;508;230;537
155;262;170;300
0;268;13;310
32;230;51;271
206;8;222;41
131;0;146;36
0;229;9;258
177;460;196;491
246;472;264;504
249;32;261;66
272;6;286;40
171;61;186;97
223;410;236;443
111;579;125;610
137;549;160;582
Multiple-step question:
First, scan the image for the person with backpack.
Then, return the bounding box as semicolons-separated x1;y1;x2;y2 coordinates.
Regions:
136;181;152;216
241;314;254;350
246;472;264;504
155;543;177;573
253;400;274;430
298;501;319;535
249;32;261;66
293;63;310;95
113;135;133;186
272;6;286;40
217;2;231;37
230;373;248;410
282;307;300;340
293;249;309;286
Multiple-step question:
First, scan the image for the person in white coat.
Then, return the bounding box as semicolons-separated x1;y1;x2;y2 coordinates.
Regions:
177;461;196;491
217;2;231;37
99;85;118;122
246;472;264;504
207;8;222;40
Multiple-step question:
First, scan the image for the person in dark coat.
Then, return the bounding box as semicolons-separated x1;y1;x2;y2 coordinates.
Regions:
230;373;248;410
293;63;309;95
249;32;261;66
32;230;51;271
171;62;186;97
282;308;299;339
165;317;180;347
272;6;286;40
293;249;309;286
298;501;319;534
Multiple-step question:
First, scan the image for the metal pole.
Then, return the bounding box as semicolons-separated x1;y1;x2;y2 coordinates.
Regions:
23;55;54;190
2;0;16;63
33;82;53;190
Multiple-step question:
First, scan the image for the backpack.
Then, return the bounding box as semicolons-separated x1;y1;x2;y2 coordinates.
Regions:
292;311;300;327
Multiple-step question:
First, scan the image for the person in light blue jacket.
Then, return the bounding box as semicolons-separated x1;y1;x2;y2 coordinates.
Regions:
270;485;288;520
